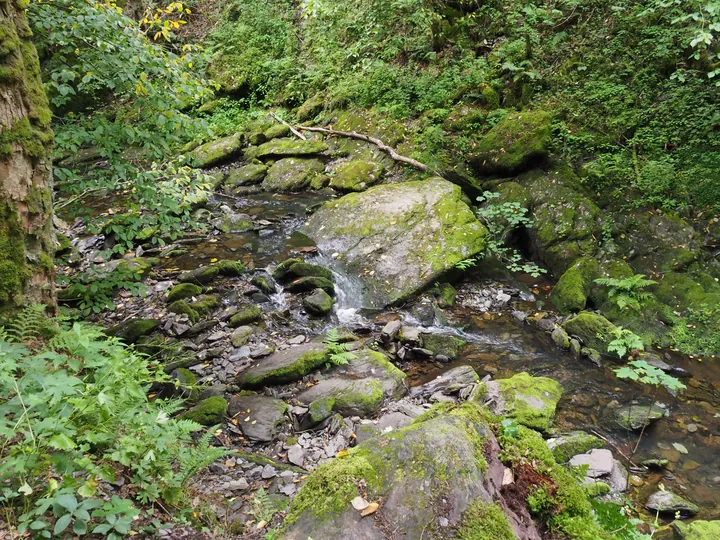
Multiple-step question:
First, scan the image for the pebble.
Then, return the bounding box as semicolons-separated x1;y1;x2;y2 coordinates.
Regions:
288;445;305;467
261;464;278;479
687;423;698;433
288;335;306;345
227;478;249;491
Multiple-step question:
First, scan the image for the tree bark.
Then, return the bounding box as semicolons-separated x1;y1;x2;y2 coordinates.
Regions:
0;0;56;313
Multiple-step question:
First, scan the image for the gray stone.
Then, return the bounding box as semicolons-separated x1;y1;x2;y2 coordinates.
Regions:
569;449;613;478
230;326;254;347
288;444;305;467
380;320;402;344
645;490;699;516
236;342;328;388
414;365;479;398
302;178;488;308
227;395;289;442
261;464;278;479
615;403;666;430
227;478;249;491
551;326;571;349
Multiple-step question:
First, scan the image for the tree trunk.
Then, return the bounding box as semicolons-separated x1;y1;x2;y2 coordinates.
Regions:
0;0;56;314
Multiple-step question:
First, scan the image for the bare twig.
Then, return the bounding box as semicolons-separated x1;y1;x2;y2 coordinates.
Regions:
54;187;107;210
270;112;307;140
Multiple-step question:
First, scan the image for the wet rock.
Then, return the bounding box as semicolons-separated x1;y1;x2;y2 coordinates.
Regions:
615;403;666;430
225;163;268;187
431;283;457;308
262;158;326;192
302;178;488;308
106;318;159;344
380;320;402;344
178;265;219;285
229;305;261;327
191;133;243;168
646;490;699;517
230;326;254;347
481;372;563;433
250;274;276;294
421;333;466;360
283;402;541;540
236;342;328;388
212;206;253;234
551;326;571;349
569;449;613;478
581;347;602;367
399;325;421;343
167;283;202;302
273;258;333;282
303;288;335;315
546;431;604;463
563;311;619;354
287;276;335;295
180;396;228;426
569;338;581;358
414;365;479;398
228;395;289;442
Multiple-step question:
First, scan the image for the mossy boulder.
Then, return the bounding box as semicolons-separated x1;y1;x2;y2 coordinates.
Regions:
215;260;246;276
562;312;618;354
655;272;717;311
421;333;466;360
262;157;326;192
255;137;328;159
180;396;228;426
236;342;329;388
225;163;268;187
480;372;563;432
189;294;220;315
546;431;604;463
430;282;457;308
615;403;666;430
178;265;219;284
167;283;202;303
283;402;539;539
302;178;488;308
106;318;160;344
550;257;600;314
273;259;333;282
190;134;243;168
645;490;699;517
469;110;551;175
169;300;200;323
297;93;325;121
329;160;384;192
333;109;406;147
286;276;335;295
250;274;276;294
228;305;261;327
672;519;720;540
263;123;290;140
303;288;335;315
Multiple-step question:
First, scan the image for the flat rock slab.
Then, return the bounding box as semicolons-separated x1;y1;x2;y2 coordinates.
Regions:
228;395;289;442
298;378;388;418
413;365;479;398
255;138;328;159
302;178;488;308
191;134;243;168
569;448;613;478
236;342;327;388
615;403;666;430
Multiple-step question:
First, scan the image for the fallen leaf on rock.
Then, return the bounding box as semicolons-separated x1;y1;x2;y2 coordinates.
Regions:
256;520;267;530
672;442;689;454
351;496;369;511
361;503;379;517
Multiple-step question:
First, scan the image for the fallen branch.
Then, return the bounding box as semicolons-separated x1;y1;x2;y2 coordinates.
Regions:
270;112;307;140
293;123;444;178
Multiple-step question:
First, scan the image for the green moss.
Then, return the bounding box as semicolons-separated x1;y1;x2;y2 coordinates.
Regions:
429;282;457;308
190;294;220;315
190;134;243;168
0;202;29;307
0;117;52;159
309;397;336;423
273;258;332;282
263;123;290;140
176;367;197;387
421;333;466;360
363;350;406;386
550;257;600;314
215;259;245;277
471;110;551;174
303;288;335;315
106;318;160;344
456;501;515;540
228;305;261;326
178;265;220;284
495;372;563;433
169;300;200;323
180;396;228;426
167;283;202;302
286;276;335;294
238;348;329;388
562;311;618;353
255;138;328;159
225;163;268;187
262;157;326;192
481;86;500;110
548;431;604;463
672;519;720;540
329;160;384;192
297;93;325;121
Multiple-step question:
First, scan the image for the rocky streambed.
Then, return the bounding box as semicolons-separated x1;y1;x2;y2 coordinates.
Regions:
55;123;720;539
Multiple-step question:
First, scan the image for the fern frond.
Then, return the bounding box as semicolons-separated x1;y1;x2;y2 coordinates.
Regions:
2;304;49;343
324;328;340;346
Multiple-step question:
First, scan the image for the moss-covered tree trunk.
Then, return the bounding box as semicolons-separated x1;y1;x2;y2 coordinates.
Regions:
0;0;56;313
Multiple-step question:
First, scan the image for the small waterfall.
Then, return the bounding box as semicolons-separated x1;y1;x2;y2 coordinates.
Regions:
309;253;368;325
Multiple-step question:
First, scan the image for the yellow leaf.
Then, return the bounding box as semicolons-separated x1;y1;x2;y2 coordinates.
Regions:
337;449;349;458
210;258;218;263
361;502;379;517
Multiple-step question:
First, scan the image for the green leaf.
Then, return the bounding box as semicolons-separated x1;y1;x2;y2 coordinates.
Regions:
53;514;73;535
48;433;77;450
615;366;639;380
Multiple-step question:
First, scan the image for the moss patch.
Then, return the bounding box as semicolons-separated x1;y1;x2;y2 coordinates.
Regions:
329;160;384;192
180;396;228;426
456;501;515;540
167;283;202;302
494;372;563;433
169;300;200;323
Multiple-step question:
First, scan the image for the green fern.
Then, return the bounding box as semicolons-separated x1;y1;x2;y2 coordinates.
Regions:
323;328;356;368
177;424;230;486
1;304;49;343
594;274;657;311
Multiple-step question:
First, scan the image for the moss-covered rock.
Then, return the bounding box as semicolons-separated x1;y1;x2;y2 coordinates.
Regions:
562;312;618;353
227;394;289;442
262;157;326;192
457;501;516;540
167;283;202;303
236;342;328;388
215;260;246;277
273;259;333;282
178;265;219;284
481;372;563;432
297;93;325;121
421;333;466;360
286;276;335;295
469;110;551;175
169;300;200;323
106;318;160;344
303;288;335;315
283;403;530;539
228;305;261;326
255;137;328;159
190;134;243;168
430;282;457;308
302;178;488;308
250;274;276;294
300;378;386;418
546;431;604;463
263;123;290;140
225;163;268;187
189;294;220;315
550;257;600;314
672;519;720;540
329;160;384;192
180;396;228;426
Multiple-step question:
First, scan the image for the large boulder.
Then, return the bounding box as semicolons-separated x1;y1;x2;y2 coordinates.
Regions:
236;342;328;388
225;163;268;187
191;134;243;168
227;395;289;442
262;158;325;192
673;520;720;539
469;110;551;175
255;137;328;159
479;372;563;433
282;403;541;540
302;178;488;308
329;160;385;192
